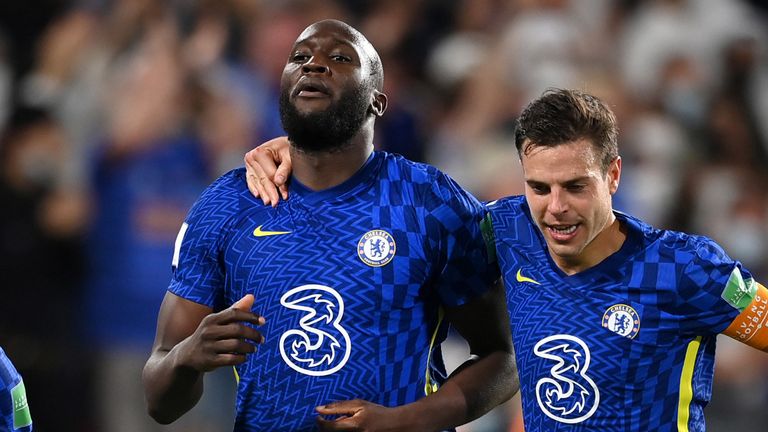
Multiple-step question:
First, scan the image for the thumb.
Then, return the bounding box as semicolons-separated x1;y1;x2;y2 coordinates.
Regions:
232;293;254;311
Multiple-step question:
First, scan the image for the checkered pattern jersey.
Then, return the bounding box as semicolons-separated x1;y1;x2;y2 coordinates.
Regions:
0;348;31;432
170;151;497;431
487;196;749;432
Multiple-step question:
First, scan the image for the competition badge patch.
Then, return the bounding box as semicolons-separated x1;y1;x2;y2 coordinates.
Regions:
602;304;640;339
12;380;32;429
357;230;396;267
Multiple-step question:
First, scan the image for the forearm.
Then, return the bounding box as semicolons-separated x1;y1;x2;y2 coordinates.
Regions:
397;350;517;431
142;346;205;424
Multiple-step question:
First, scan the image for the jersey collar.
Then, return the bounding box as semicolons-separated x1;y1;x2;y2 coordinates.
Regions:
288;151;382;206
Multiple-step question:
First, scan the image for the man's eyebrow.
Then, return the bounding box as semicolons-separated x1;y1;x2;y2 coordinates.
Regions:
562;176;590;184
525;179;547;187
525;176;590;185
293;36;358;50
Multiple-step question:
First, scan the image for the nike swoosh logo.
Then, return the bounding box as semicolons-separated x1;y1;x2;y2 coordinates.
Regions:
253;225;292;237
516;268;541;285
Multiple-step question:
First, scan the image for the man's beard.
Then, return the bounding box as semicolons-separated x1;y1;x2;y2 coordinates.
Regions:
279;84;371;154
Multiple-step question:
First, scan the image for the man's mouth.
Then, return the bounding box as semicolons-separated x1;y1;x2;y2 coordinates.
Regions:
294;80;330;98
546;224;579;241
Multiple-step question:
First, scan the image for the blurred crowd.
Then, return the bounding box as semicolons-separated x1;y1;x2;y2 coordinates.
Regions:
0;0;767;431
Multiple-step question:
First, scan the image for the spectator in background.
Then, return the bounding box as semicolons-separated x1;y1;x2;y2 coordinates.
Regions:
714;37;768;166
80;9;242;431
0;107;88;432
0;34;11;132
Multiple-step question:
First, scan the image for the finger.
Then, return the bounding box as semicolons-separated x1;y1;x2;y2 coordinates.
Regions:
218;322;265;344
275;139;293;197
247;176;260;198
274;154;292;186
217;308;265;326
210;352;248;368
243;153;260;198
275;162;292;201
245;155;272;206
316;401;360;416
213;338;258;355
316;416;357;431
252;148;282;206
259;176;280;208
245;150;277;206
232;293;254;311
256;136;291;203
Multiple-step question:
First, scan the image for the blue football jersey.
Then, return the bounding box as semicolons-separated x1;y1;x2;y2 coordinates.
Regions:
170;151;497;431
0;348;32;432
488;196;749;432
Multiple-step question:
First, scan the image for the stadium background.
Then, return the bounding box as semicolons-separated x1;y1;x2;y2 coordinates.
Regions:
0;0;766;431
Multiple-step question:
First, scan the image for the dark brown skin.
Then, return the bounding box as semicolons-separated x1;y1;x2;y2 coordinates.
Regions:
142;293;265;424
281;20;387;191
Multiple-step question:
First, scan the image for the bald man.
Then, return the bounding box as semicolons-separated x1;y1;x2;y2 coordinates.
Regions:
143;20;515;432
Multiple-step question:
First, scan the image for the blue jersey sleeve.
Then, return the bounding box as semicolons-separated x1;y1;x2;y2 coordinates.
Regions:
168;170;243;310
676;236;750;335
0;348;32;432
427;172;499;307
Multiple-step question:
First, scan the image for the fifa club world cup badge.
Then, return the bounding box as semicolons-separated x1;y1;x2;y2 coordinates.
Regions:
602;304;641;339
357;230;396;267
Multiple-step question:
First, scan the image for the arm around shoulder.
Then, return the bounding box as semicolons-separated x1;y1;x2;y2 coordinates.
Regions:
314;281;516;432
400;280;517;430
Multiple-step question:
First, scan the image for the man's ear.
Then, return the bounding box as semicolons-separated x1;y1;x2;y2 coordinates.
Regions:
608;156;622;195
369;90;388;117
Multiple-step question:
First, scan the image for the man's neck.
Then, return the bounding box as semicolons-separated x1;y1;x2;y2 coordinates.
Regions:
290;135;374;191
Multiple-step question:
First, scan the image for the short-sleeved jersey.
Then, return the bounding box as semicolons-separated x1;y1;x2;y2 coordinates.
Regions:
487;196;750;432
170;151;497;431
0;348;32;432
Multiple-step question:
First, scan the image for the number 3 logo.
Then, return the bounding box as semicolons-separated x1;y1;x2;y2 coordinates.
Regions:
279;285;352;376
534;334;600;424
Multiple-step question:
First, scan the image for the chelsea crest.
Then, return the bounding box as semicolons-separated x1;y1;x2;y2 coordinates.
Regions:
602;304;641;339
357;230;396;267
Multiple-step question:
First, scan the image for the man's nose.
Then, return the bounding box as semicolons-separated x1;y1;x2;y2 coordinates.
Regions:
547;189;569;214
302;60;328;74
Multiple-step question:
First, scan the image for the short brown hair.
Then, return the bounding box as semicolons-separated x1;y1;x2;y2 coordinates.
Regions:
514;88;619;173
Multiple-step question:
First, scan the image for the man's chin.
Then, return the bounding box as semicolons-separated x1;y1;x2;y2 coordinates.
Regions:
288;133;349;154
292;99;332;115
544;237;583;260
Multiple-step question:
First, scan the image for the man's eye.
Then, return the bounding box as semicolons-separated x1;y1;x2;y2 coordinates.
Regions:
331;55;351;62
530;185;548;194
292;54;310;62
567;184;585;192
